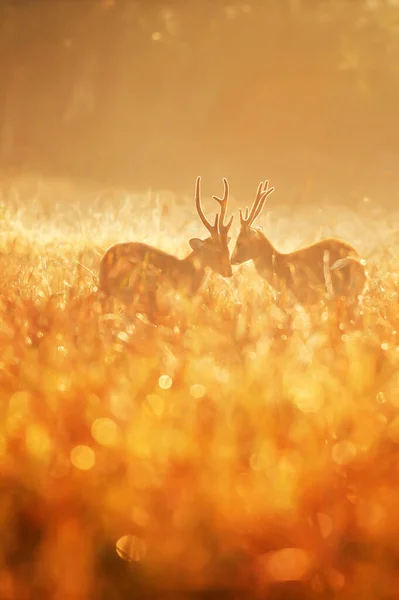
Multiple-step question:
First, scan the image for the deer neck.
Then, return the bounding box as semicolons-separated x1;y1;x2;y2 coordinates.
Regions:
253;233;280;274
181;251;207;292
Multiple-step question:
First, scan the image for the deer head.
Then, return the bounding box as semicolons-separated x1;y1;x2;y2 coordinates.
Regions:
189;176;234;277
231;180;275;265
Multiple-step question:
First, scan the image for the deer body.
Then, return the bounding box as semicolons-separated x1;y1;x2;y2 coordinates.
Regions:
99;240;221;306
250;232;365;303
98;177;234;318
232;181;367;304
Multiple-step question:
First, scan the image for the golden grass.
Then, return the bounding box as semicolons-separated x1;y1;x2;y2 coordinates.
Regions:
0;174;399;599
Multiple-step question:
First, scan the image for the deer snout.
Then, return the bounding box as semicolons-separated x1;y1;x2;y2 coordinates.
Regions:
221;263;233;277
230;248;240;266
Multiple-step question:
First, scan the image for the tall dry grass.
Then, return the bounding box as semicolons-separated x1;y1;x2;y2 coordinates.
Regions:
0;174;399;600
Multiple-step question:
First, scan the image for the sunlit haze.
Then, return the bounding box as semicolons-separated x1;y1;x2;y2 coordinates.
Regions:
1;2;399;599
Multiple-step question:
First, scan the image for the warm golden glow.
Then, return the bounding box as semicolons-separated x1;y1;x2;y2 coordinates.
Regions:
1;1;399;597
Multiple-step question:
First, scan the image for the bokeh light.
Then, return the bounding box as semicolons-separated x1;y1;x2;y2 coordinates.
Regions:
70;445;96;471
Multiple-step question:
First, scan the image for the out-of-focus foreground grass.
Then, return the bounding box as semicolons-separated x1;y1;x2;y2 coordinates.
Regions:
1;174;399;600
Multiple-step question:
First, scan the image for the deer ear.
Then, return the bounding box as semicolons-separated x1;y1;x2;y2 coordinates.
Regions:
255;226;263;232
189;238;205;251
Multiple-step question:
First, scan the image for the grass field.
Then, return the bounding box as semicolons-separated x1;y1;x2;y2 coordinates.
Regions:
1;173;399;600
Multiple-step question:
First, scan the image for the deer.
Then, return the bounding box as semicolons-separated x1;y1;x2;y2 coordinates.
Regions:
98;177;234;321
231;181;368;307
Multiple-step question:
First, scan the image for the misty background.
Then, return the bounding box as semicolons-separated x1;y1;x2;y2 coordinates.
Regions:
0;0;398;206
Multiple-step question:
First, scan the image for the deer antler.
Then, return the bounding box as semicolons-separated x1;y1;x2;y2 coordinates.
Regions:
212;178;233;239
195;176;233;239
240;180;275;227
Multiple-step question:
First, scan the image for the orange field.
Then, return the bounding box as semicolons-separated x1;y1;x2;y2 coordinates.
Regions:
1;174;399;600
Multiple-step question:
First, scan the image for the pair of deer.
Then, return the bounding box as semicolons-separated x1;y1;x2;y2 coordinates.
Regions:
98;177;367;318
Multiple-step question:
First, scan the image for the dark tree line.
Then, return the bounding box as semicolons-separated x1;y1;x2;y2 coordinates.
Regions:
1;0;398;203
